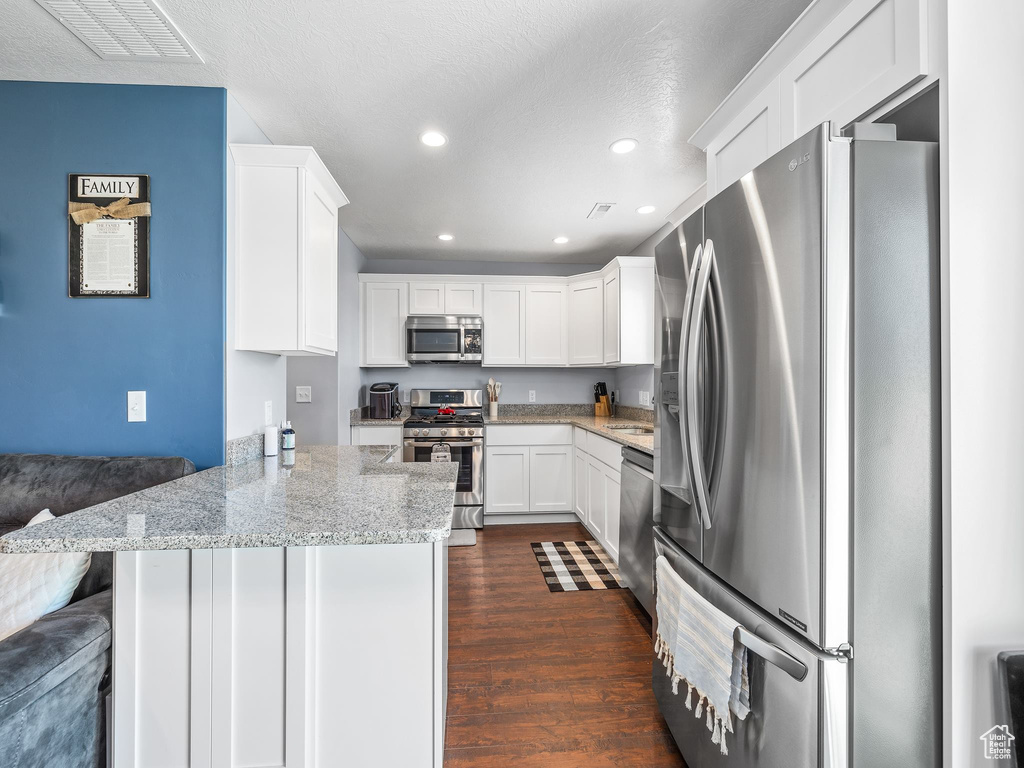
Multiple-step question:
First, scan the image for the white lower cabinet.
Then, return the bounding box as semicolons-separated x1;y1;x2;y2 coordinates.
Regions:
350;426;403;446
484;445;531;514
573;431;623;562
529;445;573;512
573;447;588;522
485;426;572;517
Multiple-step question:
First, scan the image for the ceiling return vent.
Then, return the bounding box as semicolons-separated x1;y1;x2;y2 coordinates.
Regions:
587;203;615;220
34;0;203;62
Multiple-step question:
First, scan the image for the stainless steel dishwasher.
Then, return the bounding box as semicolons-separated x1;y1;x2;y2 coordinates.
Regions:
619;446;655;616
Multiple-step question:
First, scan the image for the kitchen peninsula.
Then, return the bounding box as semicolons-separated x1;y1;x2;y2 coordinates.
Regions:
0;445;457;768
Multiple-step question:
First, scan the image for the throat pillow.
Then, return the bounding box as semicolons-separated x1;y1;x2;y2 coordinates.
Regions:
0;510;92;643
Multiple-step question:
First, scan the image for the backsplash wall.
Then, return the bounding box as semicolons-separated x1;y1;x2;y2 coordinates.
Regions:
360;367;617;406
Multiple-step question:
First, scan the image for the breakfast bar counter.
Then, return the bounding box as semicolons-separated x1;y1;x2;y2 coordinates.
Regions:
0;445;458;768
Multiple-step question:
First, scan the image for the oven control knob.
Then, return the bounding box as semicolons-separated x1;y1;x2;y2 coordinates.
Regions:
459;428;467;436
440;428;448;436
410;429;419;436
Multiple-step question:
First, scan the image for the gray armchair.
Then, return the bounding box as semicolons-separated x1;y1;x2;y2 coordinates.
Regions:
0;454;195;768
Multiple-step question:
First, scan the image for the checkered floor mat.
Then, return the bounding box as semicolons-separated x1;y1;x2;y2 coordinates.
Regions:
530;540;624;592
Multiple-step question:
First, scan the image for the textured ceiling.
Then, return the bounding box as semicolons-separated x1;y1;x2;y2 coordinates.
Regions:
2;0;811;263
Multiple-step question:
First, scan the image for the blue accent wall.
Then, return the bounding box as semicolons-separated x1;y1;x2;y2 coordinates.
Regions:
0;82;226;468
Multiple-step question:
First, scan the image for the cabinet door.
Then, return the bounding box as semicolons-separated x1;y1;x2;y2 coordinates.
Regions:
603;464;622;562
706;78;782;196
483;285;526;365
777;0;927;144
529;445;572;512
302;172;339;353
445;283;483;316
603;270;620;364
586;455;606;540
525;285;569;366
362;282;408;366
485;446;530;514
573;448;588;522
351;426;403;446
568;278;604;365
409;283;446;315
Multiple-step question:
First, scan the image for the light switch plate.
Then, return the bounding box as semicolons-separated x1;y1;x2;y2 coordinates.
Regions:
127;391;146;422
295;386;312;403
264;400;273;426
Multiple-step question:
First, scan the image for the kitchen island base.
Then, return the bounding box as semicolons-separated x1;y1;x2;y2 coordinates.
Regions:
112;541;447;768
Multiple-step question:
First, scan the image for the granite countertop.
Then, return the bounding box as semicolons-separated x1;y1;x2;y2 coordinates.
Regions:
350;403;655;454
0;446;459;554
349;405;409;426
484;411;654;454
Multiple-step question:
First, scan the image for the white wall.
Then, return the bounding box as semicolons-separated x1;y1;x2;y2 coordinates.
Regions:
225;95;286;440
947;0;1024;764
287;228;366;445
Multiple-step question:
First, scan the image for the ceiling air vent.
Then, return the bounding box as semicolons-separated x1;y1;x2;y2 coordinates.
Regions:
587;203;615;220
35;0;203;62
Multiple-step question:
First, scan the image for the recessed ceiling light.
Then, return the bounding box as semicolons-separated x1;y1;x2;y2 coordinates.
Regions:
553;236;569;244
437;233;454;241
636;205;657;215
610;138;638;154
420;131;448;147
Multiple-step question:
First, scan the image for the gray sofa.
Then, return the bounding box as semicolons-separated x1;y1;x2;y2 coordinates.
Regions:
0;454;196;768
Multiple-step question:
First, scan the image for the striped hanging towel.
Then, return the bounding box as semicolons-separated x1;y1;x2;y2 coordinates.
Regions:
654;555;750;755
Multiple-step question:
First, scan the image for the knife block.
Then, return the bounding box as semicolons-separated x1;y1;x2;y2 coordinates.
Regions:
594;396;610;417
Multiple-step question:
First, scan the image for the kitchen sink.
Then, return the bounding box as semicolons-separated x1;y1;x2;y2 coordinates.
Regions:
606;425;654;435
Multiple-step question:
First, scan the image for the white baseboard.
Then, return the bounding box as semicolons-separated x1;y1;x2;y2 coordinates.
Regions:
484;513;580;526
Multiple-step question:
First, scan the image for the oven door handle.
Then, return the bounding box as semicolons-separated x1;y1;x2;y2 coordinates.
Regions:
405;440;483;449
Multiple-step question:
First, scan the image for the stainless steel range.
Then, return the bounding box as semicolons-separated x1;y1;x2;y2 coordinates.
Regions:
403;389;484;529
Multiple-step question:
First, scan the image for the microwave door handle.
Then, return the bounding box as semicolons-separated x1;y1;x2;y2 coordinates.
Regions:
686;240;714;530
735;626;808;682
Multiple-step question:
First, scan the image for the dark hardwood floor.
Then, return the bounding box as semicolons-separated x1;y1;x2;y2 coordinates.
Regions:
444;521;687;767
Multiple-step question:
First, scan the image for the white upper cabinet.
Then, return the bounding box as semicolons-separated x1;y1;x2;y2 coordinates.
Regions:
525;285;568;366
408;282;446;315
603;271;620;365
408;282;483;316
362;282;408;366
358;259;653;368
444;283;483;316
778;0;927;144
483;284;526;365
568;277;604;366
692;0;930;197
607;258;655;366
232;144;348;356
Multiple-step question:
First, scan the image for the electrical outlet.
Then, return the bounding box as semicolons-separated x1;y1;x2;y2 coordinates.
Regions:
127;391;147;422
402;389;410;404
639;390;651;407
264;400;273;426
529;390;536;403
295;386;312;403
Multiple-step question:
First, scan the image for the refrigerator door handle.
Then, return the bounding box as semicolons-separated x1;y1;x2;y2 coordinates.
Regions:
675;243;704;515
686;239;715;529
735;626;809;682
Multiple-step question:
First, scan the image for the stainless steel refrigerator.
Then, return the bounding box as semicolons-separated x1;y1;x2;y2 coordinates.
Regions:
652;122;940;768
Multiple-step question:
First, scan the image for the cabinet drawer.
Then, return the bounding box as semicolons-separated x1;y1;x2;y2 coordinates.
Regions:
587;432;624;471
486;424;572;446
573;426;588;452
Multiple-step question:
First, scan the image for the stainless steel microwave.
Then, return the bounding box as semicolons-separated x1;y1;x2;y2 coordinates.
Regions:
406;316;483;364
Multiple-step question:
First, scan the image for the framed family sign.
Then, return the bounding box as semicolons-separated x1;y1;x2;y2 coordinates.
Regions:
68;173;151;298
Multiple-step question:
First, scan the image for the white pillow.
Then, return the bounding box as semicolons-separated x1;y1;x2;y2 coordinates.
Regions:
0;510;92;643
